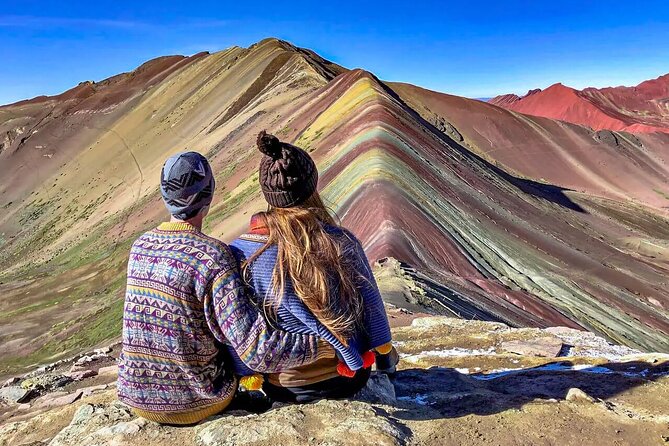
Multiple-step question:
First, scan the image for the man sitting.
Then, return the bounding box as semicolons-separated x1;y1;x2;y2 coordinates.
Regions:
117;152;330;424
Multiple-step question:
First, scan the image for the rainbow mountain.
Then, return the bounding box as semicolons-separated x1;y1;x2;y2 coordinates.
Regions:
1;38;668;378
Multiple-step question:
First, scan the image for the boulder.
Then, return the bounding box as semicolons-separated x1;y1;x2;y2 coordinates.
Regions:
53;376;73;389
0;386;35;404
545;326;641;359
74;351;109;366
74;356;94;366
565;387;596;403
20;374;72;391
49;402;135;446
355;373;397;405
196;399;407;446
66;369;97;381
43;397;407;446
33;365;54;375
34;390;83;409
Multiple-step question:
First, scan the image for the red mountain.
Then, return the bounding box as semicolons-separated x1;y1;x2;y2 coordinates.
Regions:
489;74;669;133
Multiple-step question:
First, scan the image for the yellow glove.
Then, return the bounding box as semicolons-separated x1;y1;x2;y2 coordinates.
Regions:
239;374;264;391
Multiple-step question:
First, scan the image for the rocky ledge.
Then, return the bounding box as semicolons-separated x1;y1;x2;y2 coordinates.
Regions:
1;316;668;446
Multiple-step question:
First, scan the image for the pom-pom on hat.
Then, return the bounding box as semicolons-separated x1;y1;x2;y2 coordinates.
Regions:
257;130;318;208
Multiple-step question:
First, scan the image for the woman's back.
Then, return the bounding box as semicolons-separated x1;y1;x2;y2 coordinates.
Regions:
231;216;391;366
229;130;395;402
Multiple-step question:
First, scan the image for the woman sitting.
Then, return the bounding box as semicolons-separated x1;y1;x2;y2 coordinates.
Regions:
229;131;398;403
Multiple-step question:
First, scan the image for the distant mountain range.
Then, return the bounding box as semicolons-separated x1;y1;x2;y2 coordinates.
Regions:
489;75;669;133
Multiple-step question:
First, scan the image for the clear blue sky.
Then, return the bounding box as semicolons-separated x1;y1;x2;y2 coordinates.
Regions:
1;0;668;105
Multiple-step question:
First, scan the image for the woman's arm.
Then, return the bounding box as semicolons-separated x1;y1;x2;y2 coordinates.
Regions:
344;230;393;350
345;232;398;372
280;285;364;370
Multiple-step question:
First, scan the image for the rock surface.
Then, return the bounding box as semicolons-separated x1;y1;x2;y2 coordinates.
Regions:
1;316;668;446
1;379;20;389
0;387;33;404
34;390;83;409
197;400;407;446
500;336;564;357
65;370;97;381
565;387;596;403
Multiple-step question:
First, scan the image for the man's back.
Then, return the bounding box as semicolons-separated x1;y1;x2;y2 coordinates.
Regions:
118;222;237;424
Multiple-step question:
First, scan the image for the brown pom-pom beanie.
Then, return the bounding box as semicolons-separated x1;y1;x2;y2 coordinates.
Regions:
256;130;318;208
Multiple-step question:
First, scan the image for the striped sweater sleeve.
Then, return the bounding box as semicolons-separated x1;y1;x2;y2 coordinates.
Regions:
204;263;325;373
280;290;364;370
345;231;392;349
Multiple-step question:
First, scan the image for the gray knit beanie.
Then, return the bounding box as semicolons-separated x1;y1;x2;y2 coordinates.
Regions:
257;131;318;208
160;152;215;220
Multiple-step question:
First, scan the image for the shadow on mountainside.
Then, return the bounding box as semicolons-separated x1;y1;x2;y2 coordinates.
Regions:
388;360;668;420
376;77;587;213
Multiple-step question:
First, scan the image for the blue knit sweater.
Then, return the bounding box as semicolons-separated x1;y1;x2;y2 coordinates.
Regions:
228;223;392;376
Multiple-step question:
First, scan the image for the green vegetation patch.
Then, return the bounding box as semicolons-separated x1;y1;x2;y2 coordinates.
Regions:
0;295;63;321
42;296;124;355
0;273;126;376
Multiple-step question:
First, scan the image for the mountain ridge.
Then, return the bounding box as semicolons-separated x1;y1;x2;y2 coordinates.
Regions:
0;38;668;382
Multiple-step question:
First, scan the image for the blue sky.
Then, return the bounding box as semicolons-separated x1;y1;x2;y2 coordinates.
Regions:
1;0;668;105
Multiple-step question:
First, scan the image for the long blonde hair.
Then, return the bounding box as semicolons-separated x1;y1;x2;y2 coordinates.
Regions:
244;193;363;346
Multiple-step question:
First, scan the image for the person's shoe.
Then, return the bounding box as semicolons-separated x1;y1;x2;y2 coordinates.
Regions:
375;347;399;375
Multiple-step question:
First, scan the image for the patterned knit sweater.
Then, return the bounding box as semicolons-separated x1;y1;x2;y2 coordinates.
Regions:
229;216;392;383
118;222;329;424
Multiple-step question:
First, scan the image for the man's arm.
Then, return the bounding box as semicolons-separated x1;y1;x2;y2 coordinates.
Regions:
204;263;332;373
